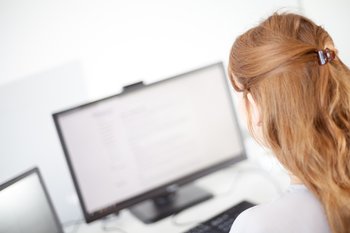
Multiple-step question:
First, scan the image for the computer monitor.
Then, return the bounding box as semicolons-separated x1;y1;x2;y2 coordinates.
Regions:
0;168;64;233
53;62;246;223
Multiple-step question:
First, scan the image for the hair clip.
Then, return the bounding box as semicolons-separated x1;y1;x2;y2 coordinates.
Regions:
316;48;335;65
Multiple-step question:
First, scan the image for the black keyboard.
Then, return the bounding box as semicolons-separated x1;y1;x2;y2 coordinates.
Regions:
183;201;255;233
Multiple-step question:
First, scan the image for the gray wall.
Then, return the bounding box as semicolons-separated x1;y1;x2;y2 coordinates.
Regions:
0;63;87;222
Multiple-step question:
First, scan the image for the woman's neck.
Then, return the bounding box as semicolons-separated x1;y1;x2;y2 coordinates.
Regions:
290;173;303;184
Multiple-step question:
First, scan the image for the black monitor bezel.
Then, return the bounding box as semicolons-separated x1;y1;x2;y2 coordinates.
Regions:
0;167;64;233
52;61;247;223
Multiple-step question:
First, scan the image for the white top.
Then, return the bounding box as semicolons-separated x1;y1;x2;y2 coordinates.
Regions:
229;184;331;233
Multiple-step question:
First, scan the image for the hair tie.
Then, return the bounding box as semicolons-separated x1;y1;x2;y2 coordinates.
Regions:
316;48;335;65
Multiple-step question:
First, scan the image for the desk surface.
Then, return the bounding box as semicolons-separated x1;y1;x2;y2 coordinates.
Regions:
64;159;290;233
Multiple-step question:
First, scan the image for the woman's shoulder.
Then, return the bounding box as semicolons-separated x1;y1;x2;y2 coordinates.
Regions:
229;184;331;233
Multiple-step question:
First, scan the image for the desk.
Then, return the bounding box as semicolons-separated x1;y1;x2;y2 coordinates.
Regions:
64;158;290;233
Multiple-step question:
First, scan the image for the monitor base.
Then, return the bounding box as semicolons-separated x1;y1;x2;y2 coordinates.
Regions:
129;184;213;223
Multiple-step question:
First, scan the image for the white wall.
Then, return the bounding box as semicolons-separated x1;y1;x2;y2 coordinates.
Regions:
5;0;349;224
0;0;300;99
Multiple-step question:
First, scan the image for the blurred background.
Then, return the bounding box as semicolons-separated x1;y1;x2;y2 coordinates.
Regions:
1;0;349;224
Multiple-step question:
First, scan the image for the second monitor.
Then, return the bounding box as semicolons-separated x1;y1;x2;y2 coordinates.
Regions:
53;62;246;223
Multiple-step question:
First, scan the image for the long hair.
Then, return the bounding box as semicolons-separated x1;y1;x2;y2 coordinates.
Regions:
228;13;350;233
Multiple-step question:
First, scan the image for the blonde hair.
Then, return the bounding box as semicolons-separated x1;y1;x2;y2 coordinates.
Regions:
228;13;350;233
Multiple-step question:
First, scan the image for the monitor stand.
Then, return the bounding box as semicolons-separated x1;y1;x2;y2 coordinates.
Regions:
129;184;213;223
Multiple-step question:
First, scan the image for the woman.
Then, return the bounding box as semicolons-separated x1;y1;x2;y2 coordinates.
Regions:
228;13;350;233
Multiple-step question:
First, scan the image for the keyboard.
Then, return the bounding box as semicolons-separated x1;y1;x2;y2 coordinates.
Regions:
182;201;255;233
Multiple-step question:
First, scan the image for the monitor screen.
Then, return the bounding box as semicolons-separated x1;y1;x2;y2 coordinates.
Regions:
53;62;246;223
0;168;63;233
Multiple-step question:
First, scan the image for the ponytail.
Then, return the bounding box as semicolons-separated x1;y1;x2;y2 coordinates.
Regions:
229;13;350;233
